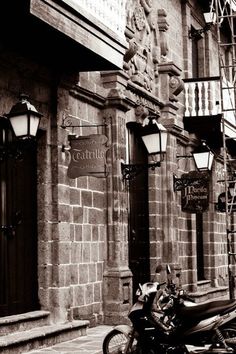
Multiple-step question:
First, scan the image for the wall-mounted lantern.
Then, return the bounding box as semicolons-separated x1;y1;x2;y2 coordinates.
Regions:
189;10;216;39
192;141;214;172
173;141;214;192
7;94;42;140
0;94;42;160
121;116;167;180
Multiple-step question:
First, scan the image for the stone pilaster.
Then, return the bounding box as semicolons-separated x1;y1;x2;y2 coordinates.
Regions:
101;71;133;324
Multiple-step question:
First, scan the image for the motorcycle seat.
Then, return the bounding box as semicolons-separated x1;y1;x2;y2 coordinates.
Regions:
177;299;236;321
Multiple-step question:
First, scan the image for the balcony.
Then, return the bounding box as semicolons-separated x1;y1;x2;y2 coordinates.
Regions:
75;0;127;39
31;0;128;70
1;0;128;71
183;77;236;152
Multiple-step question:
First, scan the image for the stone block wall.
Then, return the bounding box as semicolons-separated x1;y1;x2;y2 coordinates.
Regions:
1;0;234;327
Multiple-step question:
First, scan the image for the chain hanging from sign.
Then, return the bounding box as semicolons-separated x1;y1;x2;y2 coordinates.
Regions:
61;113;110;179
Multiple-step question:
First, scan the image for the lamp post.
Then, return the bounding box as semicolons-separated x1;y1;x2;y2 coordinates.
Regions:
121;116;167;180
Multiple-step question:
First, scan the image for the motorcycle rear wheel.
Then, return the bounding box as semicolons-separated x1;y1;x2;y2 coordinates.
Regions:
102;329;138;354
220;325;236;350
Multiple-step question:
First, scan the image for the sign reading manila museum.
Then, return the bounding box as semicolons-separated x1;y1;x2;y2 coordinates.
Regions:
181;171;210;213
67;134;109;178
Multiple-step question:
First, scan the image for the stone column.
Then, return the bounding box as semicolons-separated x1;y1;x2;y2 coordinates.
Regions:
101;71;133;324
155;61;184;274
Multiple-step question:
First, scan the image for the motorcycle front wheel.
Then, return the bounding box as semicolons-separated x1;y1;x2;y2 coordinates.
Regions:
102;329;138;354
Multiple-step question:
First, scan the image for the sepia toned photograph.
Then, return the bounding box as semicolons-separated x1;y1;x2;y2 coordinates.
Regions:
1;0;236;353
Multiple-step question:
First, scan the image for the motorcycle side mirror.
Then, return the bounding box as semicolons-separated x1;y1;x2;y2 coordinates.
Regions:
136;283;143;296
166;264;171;275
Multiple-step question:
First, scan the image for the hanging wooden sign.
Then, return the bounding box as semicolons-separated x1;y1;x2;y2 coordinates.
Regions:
67;134;109;178
181;171;210;213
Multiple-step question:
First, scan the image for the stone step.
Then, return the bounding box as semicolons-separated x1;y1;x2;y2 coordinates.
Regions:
0;311;50;336
196;280;211;291
189;285;229;303
0;320;89;354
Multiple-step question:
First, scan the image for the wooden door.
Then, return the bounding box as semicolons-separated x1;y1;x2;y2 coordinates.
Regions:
128;128;150;302
0;125;39;316
196;213;205;280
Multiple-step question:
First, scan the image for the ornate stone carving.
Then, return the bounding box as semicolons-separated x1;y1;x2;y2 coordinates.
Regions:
123;38;138;71
157;9;169;61
134;5;146;30
169;76;184;102
124;2;183;108
140;0;152;14
124;0;158;93
135;104;149;123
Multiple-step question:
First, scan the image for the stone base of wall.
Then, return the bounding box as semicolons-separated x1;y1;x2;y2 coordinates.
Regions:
103;268;133;325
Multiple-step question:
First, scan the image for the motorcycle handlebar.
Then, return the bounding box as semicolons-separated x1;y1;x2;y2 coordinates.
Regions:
159;281;167;287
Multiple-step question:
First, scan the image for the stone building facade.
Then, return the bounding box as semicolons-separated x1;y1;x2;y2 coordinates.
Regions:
0;0;235;348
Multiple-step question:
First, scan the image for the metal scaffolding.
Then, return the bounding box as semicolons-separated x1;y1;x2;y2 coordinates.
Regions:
214;0;236;298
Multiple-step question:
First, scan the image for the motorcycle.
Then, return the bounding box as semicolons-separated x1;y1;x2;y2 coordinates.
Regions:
102;264;236;354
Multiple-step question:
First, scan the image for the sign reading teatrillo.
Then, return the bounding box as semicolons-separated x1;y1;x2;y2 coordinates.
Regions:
67;134;109;178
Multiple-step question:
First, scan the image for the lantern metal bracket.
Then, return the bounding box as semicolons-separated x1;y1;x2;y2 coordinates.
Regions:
176;154;193;159
0;144;22;161
121;161;161;181
174;155;193;190
173;174;193;191
0;139;36;162
188;24;211;40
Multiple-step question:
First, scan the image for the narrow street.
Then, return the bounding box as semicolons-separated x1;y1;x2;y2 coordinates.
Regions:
25;325;112;354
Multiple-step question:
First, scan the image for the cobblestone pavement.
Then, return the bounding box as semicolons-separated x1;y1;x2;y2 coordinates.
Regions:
26;325;112;354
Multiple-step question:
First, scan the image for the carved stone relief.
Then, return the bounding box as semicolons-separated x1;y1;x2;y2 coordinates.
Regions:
124;0;159;93
124;0;183;103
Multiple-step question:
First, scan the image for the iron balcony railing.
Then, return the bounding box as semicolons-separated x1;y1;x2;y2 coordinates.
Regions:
184;77;236;124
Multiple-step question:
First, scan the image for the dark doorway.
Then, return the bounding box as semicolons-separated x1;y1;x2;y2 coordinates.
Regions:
191;28;199;78
196;213;205;280
128;127;150;302
0;125;39;316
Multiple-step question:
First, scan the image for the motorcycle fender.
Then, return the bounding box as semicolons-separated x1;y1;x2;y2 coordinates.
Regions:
112;324;133;336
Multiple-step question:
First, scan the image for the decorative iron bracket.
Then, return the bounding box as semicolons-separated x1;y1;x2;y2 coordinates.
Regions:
121;162;160;181
173;172;209;192
173;175;193;191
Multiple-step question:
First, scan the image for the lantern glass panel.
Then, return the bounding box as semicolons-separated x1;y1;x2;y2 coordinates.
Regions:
30;115;40;137
9;114;28;138
203;12;216;24
142;134;159;154
193;151;214;171
141;123;167;155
